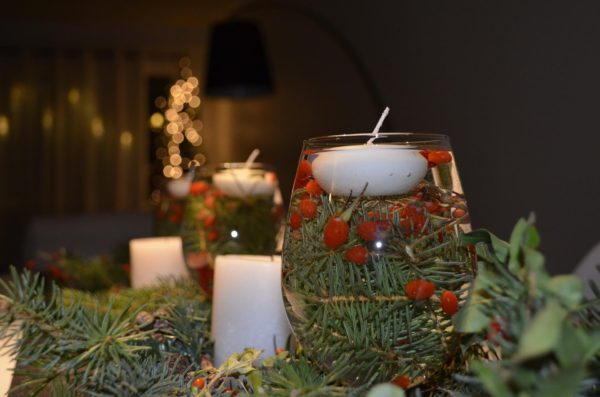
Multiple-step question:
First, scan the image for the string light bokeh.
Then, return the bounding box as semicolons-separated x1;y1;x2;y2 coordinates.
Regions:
152;57;205;181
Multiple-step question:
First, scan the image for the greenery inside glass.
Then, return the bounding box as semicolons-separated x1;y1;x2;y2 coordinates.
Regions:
281;133;476;387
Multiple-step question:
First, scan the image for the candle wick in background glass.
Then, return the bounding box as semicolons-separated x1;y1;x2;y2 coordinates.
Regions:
244;148;261;169
367;106;390;145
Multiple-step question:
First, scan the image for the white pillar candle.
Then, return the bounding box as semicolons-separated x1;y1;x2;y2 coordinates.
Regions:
212;255;290;365
311;145;427;197
0;324;19;397
212;169;277;198
129;237;189;288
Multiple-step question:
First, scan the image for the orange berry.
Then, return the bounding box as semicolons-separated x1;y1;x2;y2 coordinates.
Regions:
391;375;411;389
208;230;218;241
290;212;302;230
427;150;452;165
193;377;205;389
300;198;318;219
406;279;435;300
305;179;323;196
323;216;349;250
453;208;466;218
294;160;312;189
440;290;459;315
190;181;210;196
344;246;369;264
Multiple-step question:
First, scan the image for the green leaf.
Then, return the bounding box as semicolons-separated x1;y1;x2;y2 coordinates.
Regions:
471;361;513;397
532;366;586;397
508;218;528;274
546;275;583;309
555;322;589;367
514;301;567;361
462;229;510;263
366;383;406;397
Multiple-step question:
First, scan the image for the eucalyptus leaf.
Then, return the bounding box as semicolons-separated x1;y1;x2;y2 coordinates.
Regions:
547;275;583;309
555;322;589;367
514;301;567;361
508;218;528;273
471;361;513;397
365;383;406;397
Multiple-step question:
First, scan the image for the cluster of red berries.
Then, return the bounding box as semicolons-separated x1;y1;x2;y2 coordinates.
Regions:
190;181;220;242
419;150;453;168
405;279;459;316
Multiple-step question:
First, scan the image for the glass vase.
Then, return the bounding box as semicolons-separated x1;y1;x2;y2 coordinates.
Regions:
181;163;284;292
281;133;476;386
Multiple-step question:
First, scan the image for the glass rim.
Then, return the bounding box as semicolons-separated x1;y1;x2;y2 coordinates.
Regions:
306;132;450;147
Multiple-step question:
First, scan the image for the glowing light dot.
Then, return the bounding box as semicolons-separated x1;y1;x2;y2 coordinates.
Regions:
375;241;383;249
165;109;178;122
173;133;184;144
67;88;80;105
181;67;192;79
120;130;133;147
189;96;201;108
91;117;104;138
171;166;183;178
168;146;180;155
0;115;9;137
179;57;191;68
170;154;182;166
194;153;207;165
154;96;167;109
187;77;199;87
41;109;54;131
163;165;173;177
230;230;239;238
149;112;164;129
166;122;179;135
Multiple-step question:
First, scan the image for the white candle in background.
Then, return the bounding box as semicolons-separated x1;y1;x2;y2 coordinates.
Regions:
311;145;427;197
212;255;290;365
213;169;277;198
129;237;189;288
0;323;19;397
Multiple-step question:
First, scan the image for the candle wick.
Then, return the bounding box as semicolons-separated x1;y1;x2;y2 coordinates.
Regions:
244;148;261;169
367;106;390;145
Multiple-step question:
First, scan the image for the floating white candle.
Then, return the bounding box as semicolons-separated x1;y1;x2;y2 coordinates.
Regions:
212;169;277;198
129;237;189;288
211;255;290;365
311;145;427;197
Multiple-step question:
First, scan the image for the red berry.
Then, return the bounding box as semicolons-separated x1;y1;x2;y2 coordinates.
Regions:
400;206;425;235
204;215;216;227
391;375;411;389
300;198;318;219
427;150;452;166
190;181;210;196
424;201;440;214
357;221;391;241
208;230;219;241
323;216;349;249
193;377;205;389
406;279;435;300
452;208;466;219
290;212;302;230
294;160;312;189
204;195;216;209
276;348;286;354
344;246;369;264
440;290;459;315
305;179;324;196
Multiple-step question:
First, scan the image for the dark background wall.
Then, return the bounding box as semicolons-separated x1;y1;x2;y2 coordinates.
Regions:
1;0;599;274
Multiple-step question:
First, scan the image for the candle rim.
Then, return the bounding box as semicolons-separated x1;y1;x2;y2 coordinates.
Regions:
306;132;450;149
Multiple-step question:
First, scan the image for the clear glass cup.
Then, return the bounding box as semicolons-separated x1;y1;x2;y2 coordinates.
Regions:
181;163;284;291
281;133;476;386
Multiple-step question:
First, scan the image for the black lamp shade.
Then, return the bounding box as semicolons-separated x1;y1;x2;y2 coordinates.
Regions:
205;20;273;98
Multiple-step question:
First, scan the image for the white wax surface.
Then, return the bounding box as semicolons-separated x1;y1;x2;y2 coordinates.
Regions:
213;169;276;198
129;237;189;288
0;324;19;397
311;145;427;196
212;255;290;365
166;177;192;199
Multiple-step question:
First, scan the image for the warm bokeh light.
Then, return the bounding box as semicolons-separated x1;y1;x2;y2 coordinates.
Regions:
41;108;54;131
91;117;104;138
149;112;164;129
120;130;133;147
0;115;9;137
67;88;80;105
